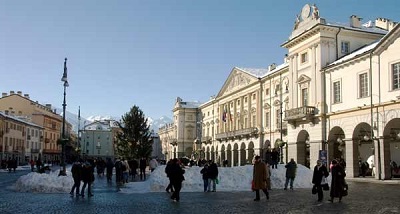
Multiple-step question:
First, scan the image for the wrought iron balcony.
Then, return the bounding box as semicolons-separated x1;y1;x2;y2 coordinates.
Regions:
170;138;178;146
215;127;258;141
31;148;40;153
201;136;212;144
284;106;316;121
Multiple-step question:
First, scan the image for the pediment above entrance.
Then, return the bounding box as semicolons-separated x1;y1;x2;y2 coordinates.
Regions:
216;67;260;98
297;74;311;84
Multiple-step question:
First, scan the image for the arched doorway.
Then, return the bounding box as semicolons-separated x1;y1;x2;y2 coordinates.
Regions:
248;142;255;164
240;142;246;166
353;122;374;177
233;143;239;166
211;146;215;162
227;144;232;167
382;118;400;179
220;145;226;165
327;126;346;166
297;130;310;168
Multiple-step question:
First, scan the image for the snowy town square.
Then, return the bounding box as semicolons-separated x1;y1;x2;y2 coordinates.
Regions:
0;165;399;214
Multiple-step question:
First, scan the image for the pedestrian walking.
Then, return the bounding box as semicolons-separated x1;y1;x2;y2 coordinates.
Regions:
165;159;174;193
252;155;270;201
284;158;297;190
271;149;279;169
312;160;329;202
200;164;209;192
114;158;123;185
169;158;185;202
139;157;147;180
81;160;95;197
207;160;218;192
30;159;35;172
122;159;130;183
329;159;346;203
70;159;82;197
106;158;114;183
129;159;138;181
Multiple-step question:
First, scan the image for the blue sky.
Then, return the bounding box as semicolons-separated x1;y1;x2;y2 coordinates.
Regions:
1;1;399;120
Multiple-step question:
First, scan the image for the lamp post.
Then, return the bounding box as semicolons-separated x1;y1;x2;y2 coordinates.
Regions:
59;58;69;176
279;73;285;164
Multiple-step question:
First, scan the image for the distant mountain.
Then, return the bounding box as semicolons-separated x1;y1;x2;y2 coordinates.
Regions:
148;116;173;132
85;114;173;133
54;107;91;133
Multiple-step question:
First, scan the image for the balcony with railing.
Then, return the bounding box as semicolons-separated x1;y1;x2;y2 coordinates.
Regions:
31;148;40;153
169;138;178;146
201;136;212;144
284;106;317;123
275;121;288;132
215;127;258;141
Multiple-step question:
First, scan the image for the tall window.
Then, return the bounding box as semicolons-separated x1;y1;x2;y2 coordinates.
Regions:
393;62;400;90
302;88;308;106
359;73;369;98
276;109;281;128
301;52;308;63
265;112;270;128
341;41;350;54
252;115;256;127
333;81;341;103
266;88;270;96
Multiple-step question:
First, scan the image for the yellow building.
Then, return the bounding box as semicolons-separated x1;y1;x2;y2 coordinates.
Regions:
0;91;66;162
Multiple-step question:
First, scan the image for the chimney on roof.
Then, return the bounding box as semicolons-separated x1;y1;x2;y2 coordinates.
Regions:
350;15;362;28
45;104;52;110
4;110;9;115
17;91;22;96
2;93;7;97
10;91;15;95
24;94;30;99
375;17;396;31
268;63;277;71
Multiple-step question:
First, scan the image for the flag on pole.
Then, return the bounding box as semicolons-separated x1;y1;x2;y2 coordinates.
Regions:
78;106;81;120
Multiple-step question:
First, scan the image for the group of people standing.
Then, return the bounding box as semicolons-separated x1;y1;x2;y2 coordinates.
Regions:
200;160;219;192
312;159;347;203
70;159;95;197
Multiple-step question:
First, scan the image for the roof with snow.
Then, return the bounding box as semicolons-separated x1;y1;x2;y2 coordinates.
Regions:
327;41;379;67
0;111;43;129
326;21;388;35
179;101;202;109
236;62;289;79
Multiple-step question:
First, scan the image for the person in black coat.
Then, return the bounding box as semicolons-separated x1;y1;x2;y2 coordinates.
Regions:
329;159;346;202
207;160;219;192
200;164;209;192
165;159;174;193
106;158;114;183
139;157;147;181
169;158;185;202
80;160;95;197
70;160;82;197
312;160;329;202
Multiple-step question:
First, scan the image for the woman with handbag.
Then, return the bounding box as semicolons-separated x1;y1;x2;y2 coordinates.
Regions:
312;160;329;202
329;159;346;203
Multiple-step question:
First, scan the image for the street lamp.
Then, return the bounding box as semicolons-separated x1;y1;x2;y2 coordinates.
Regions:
59;58;69;176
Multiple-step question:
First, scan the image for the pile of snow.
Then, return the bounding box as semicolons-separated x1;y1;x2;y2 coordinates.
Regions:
15;170;73;193
14;164;314;193
120;164;313;194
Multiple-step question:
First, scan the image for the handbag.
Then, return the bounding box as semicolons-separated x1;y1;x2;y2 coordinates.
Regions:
321;176;329;191
312;185;317;194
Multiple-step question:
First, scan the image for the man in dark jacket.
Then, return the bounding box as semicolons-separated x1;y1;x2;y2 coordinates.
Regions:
139;157;147;181
169;158;185;202
80;160;94;197
312;160;329;202
284;158;297;190
165;159;174;193
70;160;82;197
106;158;114;183
207;160;218;192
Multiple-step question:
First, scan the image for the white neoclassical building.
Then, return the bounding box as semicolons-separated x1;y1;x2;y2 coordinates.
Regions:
158;4;400;180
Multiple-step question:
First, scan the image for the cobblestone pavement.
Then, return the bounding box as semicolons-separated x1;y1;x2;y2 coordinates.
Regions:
0;169;399;214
